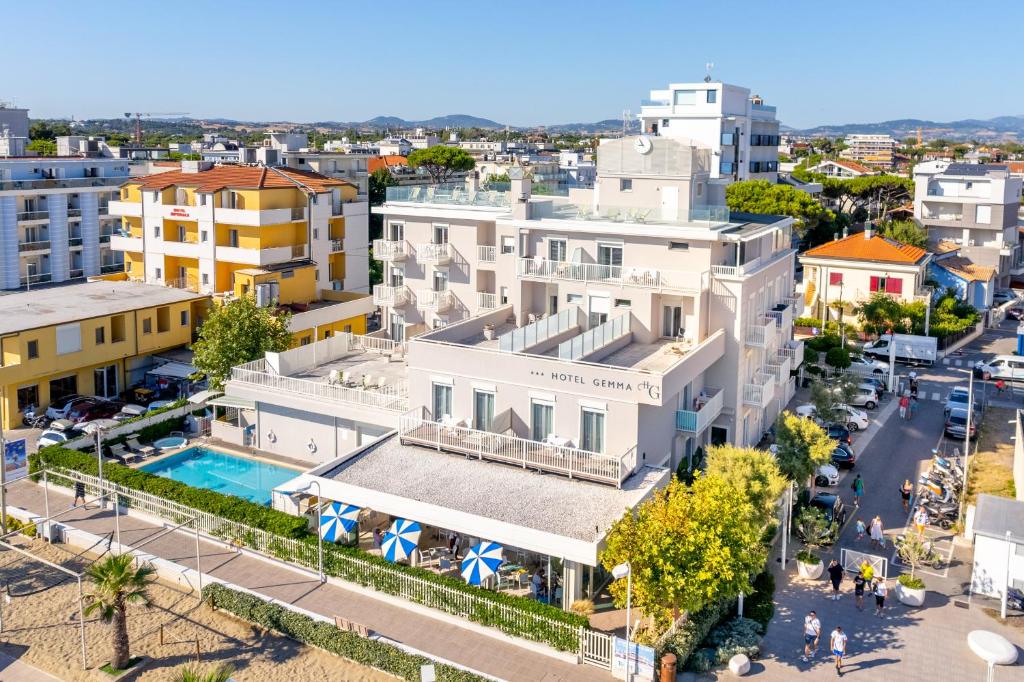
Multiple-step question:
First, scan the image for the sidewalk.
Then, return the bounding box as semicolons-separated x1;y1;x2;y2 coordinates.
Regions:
0;649;61;681
3;479;611;682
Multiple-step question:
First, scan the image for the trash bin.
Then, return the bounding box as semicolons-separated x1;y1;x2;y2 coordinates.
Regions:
660;652;677;682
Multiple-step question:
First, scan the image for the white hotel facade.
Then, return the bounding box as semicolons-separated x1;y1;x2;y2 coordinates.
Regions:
215;129;803;607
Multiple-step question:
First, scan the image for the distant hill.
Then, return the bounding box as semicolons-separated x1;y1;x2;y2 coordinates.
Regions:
787;115;1024;141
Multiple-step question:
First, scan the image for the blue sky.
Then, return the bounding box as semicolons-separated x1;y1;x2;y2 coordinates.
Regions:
5;0;1022;129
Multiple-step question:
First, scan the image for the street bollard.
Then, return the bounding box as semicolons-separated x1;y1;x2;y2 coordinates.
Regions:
660;652;677;682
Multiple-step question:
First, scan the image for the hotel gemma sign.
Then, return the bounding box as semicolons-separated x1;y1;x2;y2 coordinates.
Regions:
529;369;662;402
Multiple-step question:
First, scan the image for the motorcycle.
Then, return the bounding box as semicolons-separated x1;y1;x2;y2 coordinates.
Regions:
932;455;965;479
919;503;958;529
21;405;48;429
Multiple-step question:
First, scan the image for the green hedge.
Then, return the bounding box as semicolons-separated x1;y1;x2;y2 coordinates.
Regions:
204;583;486;681
29;447;309;538
794;317;822;328
30;446;588;652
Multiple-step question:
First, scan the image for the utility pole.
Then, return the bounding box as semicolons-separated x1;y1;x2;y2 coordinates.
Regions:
958;371;974;527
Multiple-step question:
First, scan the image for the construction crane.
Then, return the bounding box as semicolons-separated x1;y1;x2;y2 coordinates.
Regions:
123;112;189;143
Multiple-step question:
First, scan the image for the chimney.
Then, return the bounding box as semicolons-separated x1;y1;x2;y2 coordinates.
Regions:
842;227;849;238
864;225;874;240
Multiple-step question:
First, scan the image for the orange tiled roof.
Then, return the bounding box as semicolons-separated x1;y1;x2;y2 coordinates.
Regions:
1007;161;1024;174
831;159;875;174
934;239;961;254
127;165;351;193
935;256;996;283
368;155;409;173
803;232;928;264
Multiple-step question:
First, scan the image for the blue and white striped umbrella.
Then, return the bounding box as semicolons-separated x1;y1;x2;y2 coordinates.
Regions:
319;502;360;542
460;541;504;586
381;518;422;562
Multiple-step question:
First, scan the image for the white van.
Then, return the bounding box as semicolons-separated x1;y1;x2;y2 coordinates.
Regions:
974;355;1024;382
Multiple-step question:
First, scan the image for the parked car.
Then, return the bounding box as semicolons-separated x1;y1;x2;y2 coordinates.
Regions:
827;423;852;445
795;404;869;431
847;355;890;377
796;492;847;542
944;407;978;440
863;333;937;366
74;418;122;435
45;394;89;421
37;428;70;448
66;399;122;425
1007;307;1024;321
943;386;982;418
992;290;1018;306
815;463;840;487
114;404;148;421
974;355;1024;382
844;385;879;409
859;376;886;397
830;442;857;469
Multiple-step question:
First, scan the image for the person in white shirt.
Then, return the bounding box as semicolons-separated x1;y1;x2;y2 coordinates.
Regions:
874;579;888;617
801;610;821;661
830;626;848;675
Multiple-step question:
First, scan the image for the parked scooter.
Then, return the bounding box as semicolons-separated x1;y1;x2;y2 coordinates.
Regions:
919;503;958;529
932;455;965;479
21;405;48;429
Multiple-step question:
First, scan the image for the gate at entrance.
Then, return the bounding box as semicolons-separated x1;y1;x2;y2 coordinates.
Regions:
840;548;888;579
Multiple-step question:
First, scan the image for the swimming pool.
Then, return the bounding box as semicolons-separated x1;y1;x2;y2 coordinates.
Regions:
141;447;299;505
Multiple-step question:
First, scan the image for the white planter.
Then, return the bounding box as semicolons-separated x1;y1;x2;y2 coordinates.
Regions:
896;581;926;606
797;559;823;579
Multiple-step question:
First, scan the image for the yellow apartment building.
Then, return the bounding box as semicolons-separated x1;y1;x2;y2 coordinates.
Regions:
0;280;207;429
107;162;373;348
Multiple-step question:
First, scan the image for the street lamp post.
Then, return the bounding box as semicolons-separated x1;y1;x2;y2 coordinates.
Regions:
1002;529;1013;620
296;481;324;583
612;561;633;678
958;371;974;527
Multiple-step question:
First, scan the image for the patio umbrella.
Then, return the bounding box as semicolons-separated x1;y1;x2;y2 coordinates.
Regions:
319;502;360;542
460;541;504;586
381;518;422;562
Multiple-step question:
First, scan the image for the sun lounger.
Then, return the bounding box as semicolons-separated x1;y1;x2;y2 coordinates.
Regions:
126;437;156;457
108;443;136;463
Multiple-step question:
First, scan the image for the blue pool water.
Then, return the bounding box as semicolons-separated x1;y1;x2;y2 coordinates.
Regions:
141;447;299;505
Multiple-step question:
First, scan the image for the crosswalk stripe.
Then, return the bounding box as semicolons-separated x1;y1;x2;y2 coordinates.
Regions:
931;392;941;401
955;360;963;367
942;358;950;365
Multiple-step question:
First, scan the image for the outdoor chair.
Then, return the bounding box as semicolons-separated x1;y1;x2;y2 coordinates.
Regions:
439;557;452;574
108;443;136;464
361;375;374;390
125;437;156;458
328;369;341;385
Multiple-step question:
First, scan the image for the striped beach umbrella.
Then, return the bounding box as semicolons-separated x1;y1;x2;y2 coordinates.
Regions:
460;541;504;586
319;502;360;542
381;518;422;562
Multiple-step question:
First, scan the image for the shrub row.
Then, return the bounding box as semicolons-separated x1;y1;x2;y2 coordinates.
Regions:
31;446;589;652
204;583;487;681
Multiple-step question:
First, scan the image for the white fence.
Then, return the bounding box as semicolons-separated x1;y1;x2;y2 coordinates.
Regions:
840;548;888;580
557;314;631;361
477;245;496;263
230;363;408;412
518;257;696;292
498;307;577;352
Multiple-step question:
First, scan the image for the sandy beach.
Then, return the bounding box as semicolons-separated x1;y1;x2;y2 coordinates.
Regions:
0;536;394;681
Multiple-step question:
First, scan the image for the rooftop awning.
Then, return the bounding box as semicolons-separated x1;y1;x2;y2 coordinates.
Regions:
188;389;222;404
207;395;256;410
147;361;197;380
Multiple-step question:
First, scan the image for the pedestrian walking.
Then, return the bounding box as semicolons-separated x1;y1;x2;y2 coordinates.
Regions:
898;394;909;420
873;579;888;617
72;480;86;508
853;571;867;611
801;610;821;662
910;394;919;418
996;378;1007;394
831;626;848;676
869;515;884;549
914;505;929;537
855;518;866;540
827;559;844;601
851;474;864;507
900;479;913;512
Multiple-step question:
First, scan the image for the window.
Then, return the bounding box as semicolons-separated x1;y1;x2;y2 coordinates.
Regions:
548;238;567;262
696;182;703;197
567;293;583;304
706;89;717;103
156;307;170;333
180;310;189;326
620;178;633;192
111;315;125;343
473;389;495;431
281;269;294;279
432;382;453;420
177;224;186;241
597;243;623;268
751;134;762;146
829;272;843;285
313;228;319;239
869;276;887;293
49;375;78;403
614;299;631;309
721;132;735;146
201;273;209;285
661;118;669;128
388;222;405;241
228;229;238;247
500;235;515;255
885;278;903;295
56;323;82;355
433;224;449;244
94;364;117;398
142;318;152;334
720;161;735;174
433;270;448;292
95;326;105;345
155;267;162;279
976;205;992;224
201;230;208;242
300;335;311;346
669;242;690;251
580;407;606;453
530;400;554;441
500;286;509;305
673;90;696;105
16;385;38;412
154;224;161;238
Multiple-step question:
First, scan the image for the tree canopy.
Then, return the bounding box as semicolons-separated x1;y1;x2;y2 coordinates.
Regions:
704;445;786;527
407;147;476;184
601;475;765;626
725;180;833;236
880;219;928;248
191;295;292;389
773;412;834;484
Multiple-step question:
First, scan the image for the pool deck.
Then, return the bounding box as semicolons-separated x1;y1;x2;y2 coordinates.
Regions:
134;437;313;473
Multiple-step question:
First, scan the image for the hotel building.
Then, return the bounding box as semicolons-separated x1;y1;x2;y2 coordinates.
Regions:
841;134;897;168
0;157;131;289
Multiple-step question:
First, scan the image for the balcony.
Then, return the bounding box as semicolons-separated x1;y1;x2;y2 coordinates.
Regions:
20;272;52;286
109;233;143;252
765;355;792;386
99;233;112;244
68;237;83;248
101;263;124;274
0;176;125;192
477;291;498;310
417;242;452;265
106;200;142;218
385;185;510;208
675;386;724;433
777;339;804;369
478;245;497;264
517;257;697;293
18;240;50;253
329;239;344;253
373;284;412;308
743;372;775;408
67;208;82;219
398;411;636;487
745;315;777;347
16;210;48;222
417;289;455;312
70;268;84;279
208;206;305;226
372;239;409;261
766;302;794;330
215;244;308;266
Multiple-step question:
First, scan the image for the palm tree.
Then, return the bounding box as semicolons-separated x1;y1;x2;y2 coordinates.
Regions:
83;554;154;671
176;664;234;682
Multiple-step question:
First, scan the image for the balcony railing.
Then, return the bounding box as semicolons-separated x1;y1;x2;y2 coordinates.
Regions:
478;245;497;263
99;234;112;244
417;242;451;264
20;272;52;286
68;237;83;247
745;315;777;347
416;289;455;312
557;314;630;361
231;360;408;413
398;411;636;487
743;372;775;408
385;184;510;208
777;339;804;368
101;263;124;274
373;284;412;308
517;257;696;292
477;292;498;310
69;268;84;279
499;307;575;352
372;239;409;261
18;240;50;252
330;239;344;253
16;210;48;221
711;249;792;278
766;304;794;331
0;176;126;192
67;208;83;218
676;386;724;433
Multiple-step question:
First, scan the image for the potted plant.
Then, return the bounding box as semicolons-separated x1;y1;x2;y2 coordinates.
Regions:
794;507;829;579
895;534;931;606
483;323;496;340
